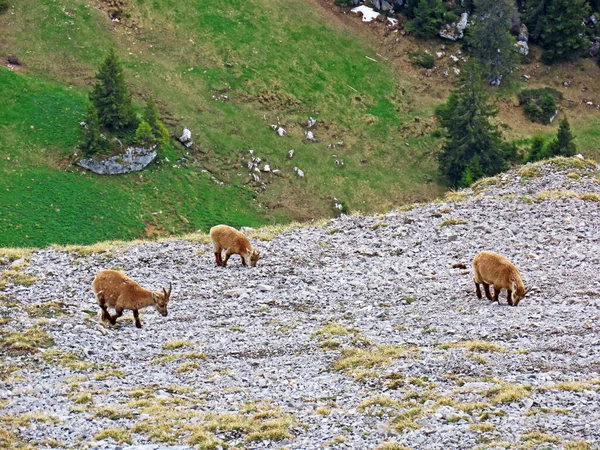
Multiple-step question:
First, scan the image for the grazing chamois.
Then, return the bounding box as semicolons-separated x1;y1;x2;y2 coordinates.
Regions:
473;251;527;306
93;269;172;328
209;224;260;267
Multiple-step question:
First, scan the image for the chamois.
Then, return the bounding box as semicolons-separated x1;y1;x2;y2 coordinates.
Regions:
472;251;527;306
209;224;260;267
93;269;172;328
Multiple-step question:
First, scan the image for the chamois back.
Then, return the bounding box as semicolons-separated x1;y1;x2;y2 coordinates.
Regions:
92;269;172;328
472;251;526;306
209;224;260;267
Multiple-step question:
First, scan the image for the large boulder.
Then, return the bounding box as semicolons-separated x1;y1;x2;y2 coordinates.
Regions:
518;23;529;42
371;0;394;10
516;40;529;55
440;13;468;41
77;146;157;175
590;40;600;57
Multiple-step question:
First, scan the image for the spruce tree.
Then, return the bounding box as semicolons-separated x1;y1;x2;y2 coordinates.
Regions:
79;104;109;156
468;0;519;85
144;99;170;145
407;0;445;38
437;62;514;187
547;117;576;157
526;136;547;162
89;49;138;132
135;121;156;147
525;0;589;63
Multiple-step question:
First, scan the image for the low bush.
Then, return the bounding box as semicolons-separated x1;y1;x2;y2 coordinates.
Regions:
518;88;563;124
409;51;435;69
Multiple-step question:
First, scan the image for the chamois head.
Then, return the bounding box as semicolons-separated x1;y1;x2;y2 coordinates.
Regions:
512;280;527;306
245;249;261;267
152;282;172;316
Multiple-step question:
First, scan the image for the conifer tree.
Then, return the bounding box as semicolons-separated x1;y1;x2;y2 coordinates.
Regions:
437;62;515;187
135;121;156;147
144;99;170;145
79;104;109;156
526;136;548;162
547;117;576;157
468;0;518;85
408;0;445;38
89;49;138;132
525;0;589;63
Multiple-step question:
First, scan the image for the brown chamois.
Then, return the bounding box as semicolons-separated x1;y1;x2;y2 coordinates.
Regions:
209;224;260;267
472;251;527;306
92;269;172;328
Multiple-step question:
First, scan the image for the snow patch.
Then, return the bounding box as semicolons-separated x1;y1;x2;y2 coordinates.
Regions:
351;6;380;22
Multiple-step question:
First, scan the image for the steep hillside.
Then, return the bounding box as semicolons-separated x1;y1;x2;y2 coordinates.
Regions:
1;157;599;449
0;0;447;248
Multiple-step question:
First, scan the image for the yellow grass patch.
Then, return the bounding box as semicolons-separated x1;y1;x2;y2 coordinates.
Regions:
332;345;411;374
441;340;507;353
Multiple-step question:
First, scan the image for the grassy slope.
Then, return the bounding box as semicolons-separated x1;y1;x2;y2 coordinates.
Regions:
0;69;265;247
0;0;445;247
1;0;598;248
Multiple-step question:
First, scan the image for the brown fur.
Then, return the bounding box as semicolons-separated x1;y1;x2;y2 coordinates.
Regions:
92;269;172;328
209;224;260;267
473;251;527;306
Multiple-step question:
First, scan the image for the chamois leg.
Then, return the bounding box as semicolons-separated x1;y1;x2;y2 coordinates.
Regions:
109;307;124;325
493;286;501;303
475;282;482;299
99;305;111;322
483;283;493;301
96;293;111;322
133;309;142;328
241;255;247;266
214;249;223;266
222;250;233;267
506;290;514;306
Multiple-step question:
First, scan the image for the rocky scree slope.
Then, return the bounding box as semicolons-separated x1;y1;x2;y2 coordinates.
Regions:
1;158;600;450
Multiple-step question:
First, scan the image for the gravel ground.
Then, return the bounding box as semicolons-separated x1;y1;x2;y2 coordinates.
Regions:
1;158;600;450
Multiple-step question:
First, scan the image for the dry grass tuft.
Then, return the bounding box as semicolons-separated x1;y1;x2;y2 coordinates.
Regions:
440;218;468;227
472;176;500;189
535;190;579;201
94;428;132;444
376;440;410;450
94;369;126;380
175;362;201;373
487;383;530;404
332;345;411;374
0;270;39;290
1;327;54;354
579;192;600;202
358;395;401;412
565;441;593;450
539;380;600;392
0;248;34;262
315;406;331;416
441;340;507;353
518;165;542;178
390;407;423;432
162;340;194;350
42;350;94;371
469;423;495;433
153;351;208;365
444;191;471;202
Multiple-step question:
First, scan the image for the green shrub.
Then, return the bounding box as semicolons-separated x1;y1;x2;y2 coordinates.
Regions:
526;136;548;163
0;0;9;14
407;0;445;38
518;88;563;124
409;51;435;69
135;121;156;147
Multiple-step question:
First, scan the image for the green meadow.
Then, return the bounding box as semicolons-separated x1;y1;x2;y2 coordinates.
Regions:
1;0;597;247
